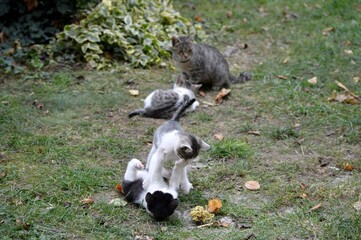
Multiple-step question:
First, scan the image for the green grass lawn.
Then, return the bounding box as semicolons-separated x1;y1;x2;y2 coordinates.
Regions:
1;0;360;239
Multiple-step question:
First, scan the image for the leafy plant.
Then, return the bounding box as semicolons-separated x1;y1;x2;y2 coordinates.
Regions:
56;0;205;69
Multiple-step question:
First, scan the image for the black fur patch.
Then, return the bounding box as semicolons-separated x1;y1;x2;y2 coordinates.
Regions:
122;179;143;203
146;191;179;221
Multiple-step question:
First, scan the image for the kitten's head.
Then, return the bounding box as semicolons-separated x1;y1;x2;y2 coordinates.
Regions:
145;191;179;221
176;133;210;160
174;74;202;93
171;35;194;63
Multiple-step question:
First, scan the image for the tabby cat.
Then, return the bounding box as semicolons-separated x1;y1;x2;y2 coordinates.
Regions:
128;74;201;119
143;97;210;194
171;35;252;90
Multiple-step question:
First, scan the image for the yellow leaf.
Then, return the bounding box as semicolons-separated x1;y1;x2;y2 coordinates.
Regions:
322;27;335;36
214;133;224;141
190;206;214;224
129;89;139;96
208;198;222;213
308;203;322;213
344;163;353;171
307;76;317;85
80;198;94;205
244;180;260;190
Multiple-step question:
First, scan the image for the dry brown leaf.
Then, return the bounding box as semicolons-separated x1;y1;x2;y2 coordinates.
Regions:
300;193;308;199
194;15;203;22
80;198;94;205
244;180;260;191
322;27;335;36
277;75;288;80
307;76;317;85
308;203;322;212
215;88;231;104
328;90;359;105
214;133;224;141
116;183;124;194
208;198;222;213
25;0;38;11
129;89;139;96
353;201;361;211
247;130;261;136
344;163;353;171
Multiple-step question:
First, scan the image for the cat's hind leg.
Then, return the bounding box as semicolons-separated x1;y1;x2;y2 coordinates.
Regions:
124;158;145;182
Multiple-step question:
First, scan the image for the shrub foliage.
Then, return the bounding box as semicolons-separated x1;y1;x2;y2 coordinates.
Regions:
56;0;205;69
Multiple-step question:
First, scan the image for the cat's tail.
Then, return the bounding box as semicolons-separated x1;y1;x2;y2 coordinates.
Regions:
129;109;145;118
229;71;252;84
171;96;196;122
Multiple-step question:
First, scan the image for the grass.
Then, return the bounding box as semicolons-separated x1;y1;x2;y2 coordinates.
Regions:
1;0;361;239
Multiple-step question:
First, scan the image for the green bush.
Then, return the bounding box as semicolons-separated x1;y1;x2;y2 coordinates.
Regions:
56;0;205;69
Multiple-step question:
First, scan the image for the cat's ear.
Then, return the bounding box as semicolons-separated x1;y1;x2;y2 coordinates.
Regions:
171;36;180;46
192;84;202;92
200;140;210;151
180;143;193;154
169;199;179;211
145;192;155;209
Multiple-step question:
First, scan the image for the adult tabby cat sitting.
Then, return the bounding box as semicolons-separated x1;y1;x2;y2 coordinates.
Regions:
128;74;201;119
171;35;252;90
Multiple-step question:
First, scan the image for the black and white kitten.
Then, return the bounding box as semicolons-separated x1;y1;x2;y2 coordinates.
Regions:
143;98;210;194
122;158;179;221
128;74;201;119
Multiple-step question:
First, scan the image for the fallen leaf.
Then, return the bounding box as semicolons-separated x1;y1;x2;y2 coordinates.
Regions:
307;76;317;85
208;198;222;213
198;90;206;97
353;201;361;211
300;193;308;199
129;89;139;96
283;57;289;64
244;181;260;191
108;198;127;207
344;49;353;55
116;183;124;194
202;101;217;106
343;40;352;46
226;11;233;18
25;0;38;11
214;217;233;227
190;206;214;224
354;76;360;83
214;133;224;141
194;15;203;22
80;198;94;205
277;75;288;80
344;163;353;171
322;27;335;36
247;130;261;136
308;203;322;213
215;88;231;104
328;90;359;105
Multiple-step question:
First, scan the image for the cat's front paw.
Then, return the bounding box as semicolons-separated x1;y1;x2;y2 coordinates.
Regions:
180;181;193;195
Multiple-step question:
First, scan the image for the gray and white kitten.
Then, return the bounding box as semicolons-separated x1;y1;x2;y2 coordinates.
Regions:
122;158;179;221
128;75;201;119
143;98;210;194
171;35;252;90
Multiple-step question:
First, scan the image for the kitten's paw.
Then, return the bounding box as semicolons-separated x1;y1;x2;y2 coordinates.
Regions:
129;158;144;170
181;182;193;195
